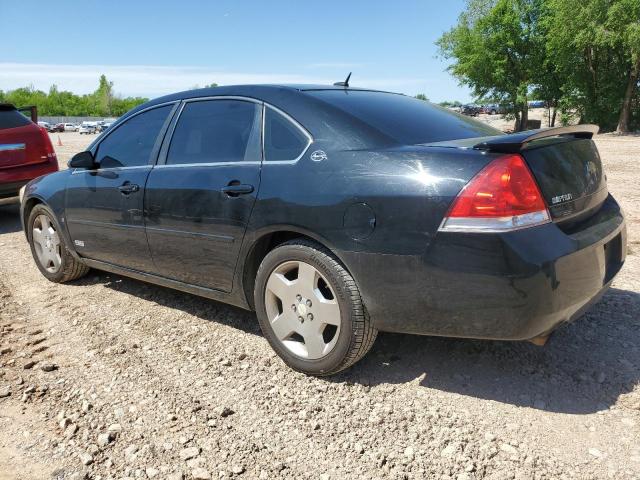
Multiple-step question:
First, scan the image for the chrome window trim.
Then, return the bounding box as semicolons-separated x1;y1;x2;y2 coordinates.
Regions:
155;161;263;169
71;165;151;175
262;104;313;164
158;95;313;168
81;95;314;172
182;95;263;105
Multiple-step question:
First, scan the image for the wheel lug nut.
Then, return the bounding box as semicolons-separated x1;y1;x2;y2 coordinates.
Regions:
296;294;302;301
298;316;304;323
306;299;312;307
291;305;296;312
307;313;313;321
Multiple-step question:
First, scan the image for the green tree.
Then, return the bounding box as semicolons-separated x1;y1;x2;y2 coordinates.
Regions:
546;0;640;132
95;74;114;116
0;76;148;117
415;93;429;101
438;0;546;131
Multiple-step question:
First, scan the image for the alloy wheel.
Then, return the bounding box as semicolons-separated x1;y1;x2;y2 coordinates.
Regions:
32;214;62;273
264;260;341;360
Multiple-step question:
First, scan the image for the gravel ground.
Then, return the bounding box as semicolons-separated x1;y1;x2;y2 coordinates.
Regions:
0;130;638;479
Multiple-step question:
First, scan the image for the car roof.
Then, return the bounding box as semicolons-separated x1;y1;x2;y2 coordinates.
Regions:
117;84;409;150
141;84;399;108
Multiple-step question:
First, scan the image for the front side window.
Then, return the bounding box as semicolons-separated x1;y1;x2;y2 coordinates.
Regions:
167;100;261;165
96;105;172;168
263;107;309;162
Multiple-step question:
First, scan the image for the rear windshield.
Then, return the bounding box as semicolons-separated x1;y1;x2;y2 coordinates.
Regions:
307;90;501;145
0;109;31;130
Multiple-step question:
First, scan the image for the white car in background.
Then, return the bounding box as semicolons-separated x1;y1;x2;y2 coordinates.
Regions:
78;123;97;135
63;123;78;132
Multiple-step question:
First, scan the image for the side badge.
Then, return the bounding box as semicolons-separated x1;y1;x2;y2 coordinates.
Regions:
310;150;328;162
74;239;85;247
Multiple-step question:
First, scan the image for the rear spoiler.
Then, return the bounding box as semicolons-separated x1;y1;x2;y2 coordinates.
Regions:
473;124;599;153
0;103;38;123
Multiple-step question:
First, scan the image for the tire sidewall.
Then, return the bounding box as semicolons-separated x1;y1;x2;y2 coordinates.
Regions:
27;204;70;282
255;243;358;375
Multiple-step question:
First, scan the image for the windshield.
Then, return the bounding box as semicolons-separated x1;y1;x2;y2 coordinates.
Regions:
306;90;501;145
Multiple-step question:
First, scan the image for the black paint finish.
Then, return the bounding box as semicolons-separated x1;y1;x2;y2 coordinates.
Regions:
20;84;627;341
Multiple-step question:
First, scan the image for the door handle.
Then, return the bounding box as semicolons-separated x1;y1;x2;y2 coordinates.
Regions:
221;181;254;197
118;182;140;195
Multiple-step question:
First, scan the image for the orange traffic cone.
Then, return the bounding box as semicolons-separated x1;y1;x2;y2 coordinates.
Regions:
57;136;63;147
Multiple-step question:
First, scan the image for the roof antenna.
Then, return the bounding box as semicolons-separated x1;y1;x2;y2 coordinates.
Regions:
334;72;351;87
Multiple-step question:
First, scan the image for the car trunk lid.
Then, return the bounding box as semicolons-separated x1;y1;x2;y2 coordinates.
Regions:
520;136;607;223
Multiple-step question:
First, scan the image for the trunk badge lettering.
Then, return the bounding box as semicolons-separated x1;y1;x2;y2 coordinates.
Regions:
551;193;573;204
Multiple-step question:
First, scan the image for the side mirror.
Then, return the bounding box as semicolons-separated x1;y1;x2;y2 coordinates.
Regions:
68;151;97;169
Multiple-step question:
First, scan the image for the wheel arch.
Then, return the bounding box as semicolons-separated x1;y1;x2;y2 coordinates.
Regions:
21;196;44;239
240;227;351;310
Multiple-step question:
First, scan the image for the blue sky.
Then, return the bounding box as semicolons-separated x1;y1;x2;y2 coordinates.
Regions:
1;0;472;102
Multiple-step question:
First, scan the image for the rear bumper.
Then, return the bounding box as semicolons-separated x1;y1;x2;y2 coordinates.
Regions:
0;162;58;199
341;194;626;340
0;179;31;199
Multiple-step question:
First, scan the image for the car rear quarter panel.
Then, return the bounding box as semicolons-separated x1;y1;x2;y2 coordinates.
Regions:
246;145;494;320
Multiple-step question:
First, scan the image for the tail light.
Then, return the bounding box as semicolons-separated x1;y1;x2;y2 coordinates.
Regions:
438;153;550;232
38;126;58;166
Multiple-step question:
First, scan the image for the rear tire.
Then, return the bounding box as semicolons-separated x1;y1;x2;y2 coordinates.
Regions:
254;239;377;376
27;204;89;283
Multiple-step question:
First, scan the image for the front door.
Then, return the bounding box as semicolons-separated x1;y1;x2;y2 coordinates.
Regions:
144;98;262;292
65;104;175;271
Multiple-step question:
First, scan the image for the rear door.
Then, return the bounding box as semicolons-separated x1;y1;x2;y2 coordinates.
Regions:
144;98;263;292
65;103;176;272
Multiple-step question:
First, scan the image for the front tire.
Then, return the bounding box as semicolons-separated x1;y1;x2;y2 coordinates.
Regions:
27;204;89;283
254;239;377;376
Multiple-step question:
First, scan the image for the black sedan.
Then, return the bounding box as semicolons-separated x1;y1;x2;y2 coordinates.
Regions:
20;84;626;375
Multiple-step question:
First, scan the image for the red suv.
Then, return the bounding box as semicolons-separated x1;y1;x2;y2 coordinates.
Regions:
0;104;58;203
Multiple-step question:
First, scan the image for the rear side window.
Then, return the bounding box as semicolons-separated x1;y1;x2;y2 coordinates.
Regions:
0;109;31;130
96;105;172;168
306;90;501;145
167;100;261;165
263;107;309;161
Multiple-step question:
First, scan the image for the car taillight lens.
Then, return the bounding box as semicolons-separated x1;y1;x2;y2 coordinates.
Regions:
38;126;58;165
438;153;550;232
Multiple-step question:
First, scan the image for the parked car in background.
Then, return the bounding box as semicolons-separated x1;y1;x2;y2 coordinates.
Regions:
98;118;118;132
37;121;53;132
19;85;626;376
482;104;499;115
63;123;78;132
78;123;97;135
460;104;481;116
528;100;546;108
51;123;65;133
0;103;58;204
